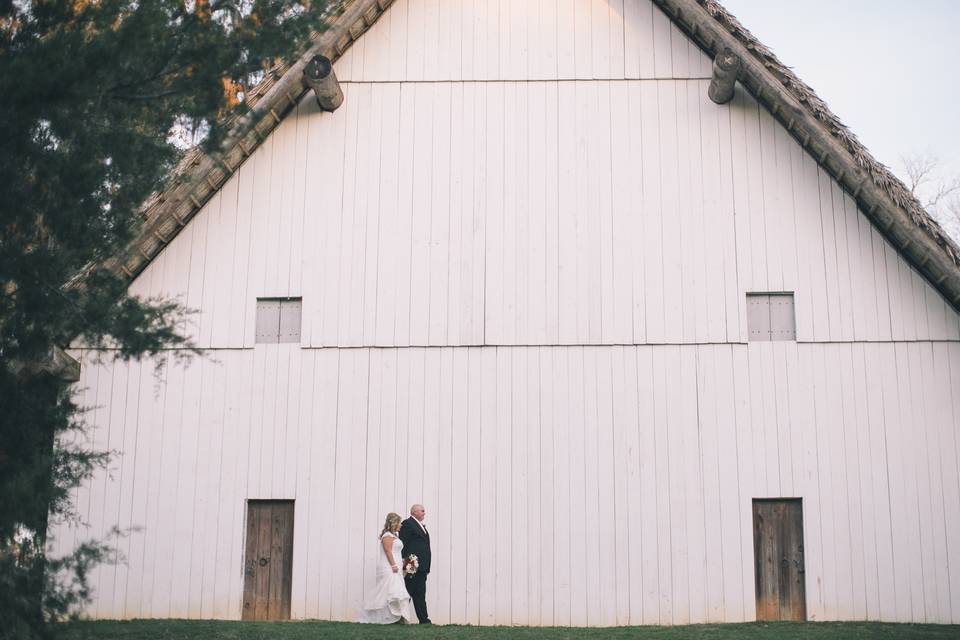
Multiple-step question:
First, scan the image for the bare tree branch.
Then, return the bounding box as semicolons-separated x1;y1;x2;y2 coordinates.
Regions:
900;153;960;242
902;152;939;195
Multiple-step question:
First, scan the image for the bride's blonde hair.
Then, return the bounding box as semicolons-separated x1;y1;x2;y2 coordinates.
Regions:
380;512;402;537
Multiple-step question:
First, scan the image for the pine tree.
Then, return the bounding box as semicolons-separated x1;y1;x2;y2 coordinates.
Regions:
0;2;330;636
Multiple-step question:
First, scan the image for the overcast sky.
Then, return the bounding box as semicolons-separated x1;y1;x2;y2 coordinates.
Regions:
720;0;960;185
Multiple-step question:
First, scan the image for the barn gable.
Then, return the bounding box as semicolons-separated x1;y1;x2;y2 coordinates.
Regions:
124;0;960;349
113;0;960;315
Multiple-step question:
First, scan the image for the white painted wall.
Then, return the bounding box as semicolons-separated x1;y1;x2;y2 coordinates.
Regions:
126;82;960;348
333;0;713;82
56;343;960;624
54;0;960;626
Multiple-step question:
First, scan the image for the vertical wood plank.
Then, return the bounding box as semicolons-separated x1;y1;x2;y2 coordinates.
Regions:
254;503;272;620
617;347;642;624
557;81;578;344
478;348;497;624
393;83;416;345
340;84;370;347
447;83;466;347
241;502;259;620
494;348;513;617
608;0;626;79
595;348;619;625
537;347;555;625
699;86;727;343
429;83;452;345
830;183;855;340
547;348;570;624
895;343;927;619
591;0;612;80
610;81;634;343
573;0;592;79
502;83;521;345
910;344;940;620
436;347;455;621
640;81;664;342
556;0;575;79
652;346;673;623
528;82;549;345
374;84;402;345
651;3;672;78
669;23;689;78
484;82;505;344
636;347;660;623
879;343;911;620
465;348;482;624
359;87;384;345
510;349;531;623
689;346;712;624
387;0;409;82
936;345;960;621
574;82;601;343
658;82;682;343
448;348;469;623
268;504;285;618
595;82;616;344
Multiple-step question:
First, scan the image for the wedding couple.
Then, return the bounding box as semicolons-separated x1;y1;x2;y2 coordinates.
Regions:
357;504;432;625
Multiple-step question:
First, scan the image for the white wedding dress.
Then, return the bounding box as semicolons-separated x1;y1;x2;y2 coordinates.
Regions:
357;532;418;624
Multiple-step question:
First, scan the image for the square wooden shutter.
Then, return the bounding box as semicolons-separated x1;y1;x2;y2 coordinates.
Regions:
255;298;302;343
278;299;302;343
255;299;281;343
747;294;772;341
746;293;795;341
769;294;797;341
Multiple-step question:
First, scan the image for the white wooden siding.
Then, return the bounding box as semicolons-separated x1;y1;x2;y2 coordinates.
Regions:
53;343;960;624
332;0;712;82
56;0;960;628
127;79;960;348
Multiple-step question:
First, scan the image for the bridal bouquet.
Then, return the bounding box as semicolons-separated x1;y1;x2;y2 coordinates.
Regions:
403;554;419;578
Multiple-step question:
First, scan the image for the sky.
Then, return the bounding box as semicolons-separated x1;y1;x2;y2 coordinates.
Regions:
719;0;960;186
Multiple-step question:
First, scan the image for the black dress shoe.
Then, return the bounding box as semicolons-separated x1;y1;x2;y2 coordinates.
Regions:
420;619;432;625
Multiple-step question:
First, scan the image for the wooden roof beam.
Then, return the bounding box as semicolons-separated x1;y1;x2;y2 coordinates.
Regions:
303;54;344;112
708;47;741;104
8;345;81;382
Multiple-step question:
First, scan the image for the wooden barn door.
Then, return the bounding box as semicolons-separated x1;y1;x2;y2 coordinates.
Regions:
753;498;806;621
242;500;294;620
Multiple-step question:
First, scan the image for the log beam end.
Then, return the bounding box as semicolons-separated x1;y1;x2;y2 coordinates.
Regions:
708;48;742;104
303;55;344;112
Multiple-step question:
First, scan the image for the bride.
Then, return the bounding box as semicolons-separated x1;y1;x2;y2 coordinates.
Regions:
357;512;418;624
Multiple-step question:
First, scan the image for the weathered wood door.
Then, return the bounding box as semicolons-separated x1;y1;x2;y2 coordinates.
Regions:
242;500;294;620
753;498;806;621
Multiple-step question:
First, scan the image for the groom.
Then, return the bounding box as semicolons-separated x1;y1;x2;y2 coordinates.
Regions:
398;503;431;624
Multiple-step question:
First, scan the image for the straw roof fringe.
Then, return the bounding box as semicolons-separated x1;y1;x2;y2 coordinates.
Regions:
109;0;960;312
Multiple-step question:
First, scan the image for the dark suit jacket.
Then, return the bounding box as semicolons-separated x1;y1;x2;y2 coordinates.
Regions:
398;517;431;574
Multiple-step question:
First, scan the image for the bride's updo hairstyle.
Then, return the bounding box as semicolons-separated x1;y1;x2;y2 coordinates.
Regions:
380;512;402;537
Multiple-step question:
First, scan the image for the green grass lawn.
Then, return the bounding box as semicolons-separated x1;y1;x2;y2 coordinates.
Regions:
60;619;960;640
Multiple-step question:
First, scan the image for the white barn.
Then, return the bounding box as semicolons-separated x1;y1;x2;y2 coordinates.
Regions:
53;0;960;626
